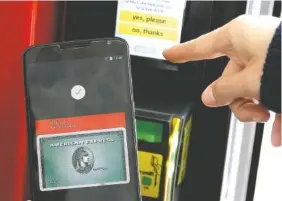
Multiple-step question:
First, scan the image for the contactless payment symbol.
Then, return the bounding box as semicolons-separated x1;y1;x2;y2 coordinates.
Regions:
138;151;163;198
71;85;86;100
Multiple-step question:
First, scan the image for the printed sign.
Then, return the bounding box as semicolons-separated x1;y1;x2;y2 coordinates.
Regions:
115;0;186;60
138;151;163;198
35;113;130;191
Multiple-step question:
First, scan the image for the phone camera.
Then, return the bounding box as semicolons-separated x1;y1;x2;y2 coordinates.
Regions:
105;56;113;61
107;41;111;45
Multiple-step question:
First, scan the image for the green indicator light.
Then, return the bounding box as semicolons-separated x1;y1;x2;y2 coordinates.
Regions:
136;119;163;143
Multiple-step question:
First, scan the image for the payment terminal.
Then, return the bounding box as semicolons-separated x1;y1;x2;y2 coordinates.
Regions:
50;1;248;201
114;2;194;200
135;102;193;201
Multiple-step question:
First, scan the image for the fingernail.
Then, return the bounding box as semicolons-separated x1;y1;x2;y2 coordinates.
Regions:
202;86;216;106
163;48;170;54
164;45;175;52
253;117;269;123
253;118;266;123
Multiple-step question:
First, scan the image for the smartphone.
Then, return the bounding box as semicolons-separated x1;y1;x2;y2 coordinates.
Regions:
23;38;141;201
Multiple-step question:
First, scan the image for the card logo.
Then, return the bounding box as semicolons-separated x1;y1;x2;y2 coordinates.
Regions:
37;128;129;191
35;113;129;191
72;147;95;174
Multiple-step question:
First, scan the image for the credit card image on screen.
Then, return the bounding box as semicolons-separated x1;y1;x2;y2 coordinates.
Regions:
23;38;141;201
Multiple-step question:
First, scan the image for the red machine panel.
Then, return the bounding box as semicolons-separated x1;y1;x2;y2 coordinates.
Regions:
0;2;63;200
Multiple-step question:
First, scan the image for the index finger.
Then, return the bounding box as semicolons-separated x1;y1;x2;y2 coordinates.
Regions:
163;24;231;63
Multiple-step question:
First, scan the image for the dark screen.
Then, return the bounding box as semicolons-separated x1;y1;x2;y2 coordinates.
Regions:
24;41;141;201
27;57;129;119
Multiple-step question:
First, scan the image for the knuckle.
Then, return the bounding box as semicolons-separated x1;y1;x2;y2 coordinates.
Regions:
213;78;227;104
235;113;251;122
232;108;252;122
242;68;262;97
230;98;252;122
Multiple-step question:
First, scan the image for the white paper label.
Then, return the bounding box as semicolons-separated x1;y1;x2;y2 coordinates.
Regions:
115;0;186;60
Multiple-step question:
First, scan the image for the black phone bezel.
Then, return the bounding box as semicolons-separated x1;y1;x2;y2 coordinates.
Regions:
22;37;141;201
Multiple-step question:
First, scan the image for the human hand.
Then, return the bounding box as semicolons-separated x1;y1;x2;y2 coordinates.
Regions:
163;15;281;146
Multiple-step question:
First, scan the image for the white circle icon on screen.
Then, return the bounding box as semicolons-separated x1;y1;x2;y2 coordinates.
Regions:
71;85;86;100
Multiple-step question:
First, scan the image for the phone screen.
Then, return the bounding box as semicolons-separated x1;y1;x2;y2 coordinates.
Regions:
24;39;140;201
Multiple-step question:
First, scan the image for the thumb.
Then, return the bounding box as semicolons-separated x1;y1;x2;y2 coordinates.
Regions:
202;71;254;107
